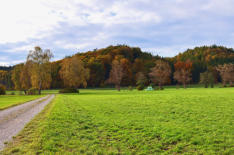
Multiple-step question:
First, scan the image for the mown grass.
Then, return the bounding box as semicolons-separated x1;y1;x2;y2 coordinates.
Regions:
0;95;45;110
2;88;234;154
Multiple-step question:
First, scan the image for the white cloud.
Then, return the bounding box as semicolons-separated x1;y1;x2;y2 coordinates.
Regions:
0;60;22;66
0;0;162;44
0;0;63;43
5;45;34;53
0;0;234;65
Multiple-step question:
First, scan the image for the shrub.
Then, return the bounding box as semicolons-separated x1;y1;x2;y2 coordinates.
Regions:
59;88;79;94
128;86;133;91
155;87;164;90
19;91;23;95
137;84;144;91
10;92;15;95
0;84;6;95
28;88;38;95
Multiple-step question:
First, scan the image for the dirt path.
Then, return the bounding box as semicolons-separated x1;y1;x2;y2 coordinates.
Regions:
0;95;55;150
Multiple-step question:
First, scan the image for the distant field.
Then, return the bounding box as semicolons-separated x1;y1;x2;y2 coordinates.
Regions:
0;95;45;110
5;84;224;95
2;88;234;154
6;90;59;95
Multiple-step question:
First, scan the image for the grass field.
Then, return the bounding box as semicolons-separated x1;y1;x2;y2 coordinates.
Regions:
6;90;59;95
2;88;234;154
0;95;45;110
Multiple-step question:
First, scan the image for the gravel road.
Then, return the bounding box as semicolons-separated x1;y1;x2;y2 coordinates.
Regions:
0;95;55;150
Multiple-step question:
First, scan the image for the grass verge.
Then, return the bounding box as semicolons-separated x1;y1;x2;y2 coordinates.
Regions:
1;95;56;155
0;95;45;110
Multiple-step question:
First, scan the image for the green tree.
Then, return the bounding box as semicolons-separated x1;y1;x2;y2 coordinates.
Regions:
200;71;215;88
136;72;147;90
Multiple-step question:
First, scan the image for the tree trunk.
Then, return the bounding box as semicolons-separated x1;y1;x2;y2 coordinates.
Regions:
39;81;42;95
210;83;214;88
159;83;162;90
24;90;27;95
223;81;226;87
116;85;120;91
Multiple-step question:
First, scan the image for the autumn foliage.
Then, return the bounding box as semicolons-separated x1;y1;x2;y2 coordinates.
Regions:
106;59;124;91
216;64;234;86
173;60;193;88
149;60;171;89
0;45;234;91
27;46;53;94
59;56;90;89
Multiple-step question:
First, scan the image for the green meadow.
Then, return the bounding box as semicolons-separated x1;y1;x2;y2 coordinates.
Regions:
0;95;44;110
2;88;234;154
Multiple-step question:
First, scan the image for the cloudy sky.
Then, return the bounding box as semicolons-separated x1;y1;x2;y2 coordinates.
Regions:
0;0;234;65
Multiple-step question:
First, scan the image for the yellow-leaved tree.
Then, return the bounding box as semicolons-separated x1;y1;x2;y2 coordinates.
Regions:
59;56;89;89
11;64;24;92
11;63;32;94
27;46;53;94
20;61;32;93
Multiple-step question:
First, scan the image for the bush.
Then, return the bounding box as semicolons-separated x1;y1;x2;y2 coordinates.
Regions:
10;92;15;95
155;87;164;90
137;85;144;91
0;84;6;95
128;86;133;91
19;91;23;95
59;88;79;94
28;88;38;95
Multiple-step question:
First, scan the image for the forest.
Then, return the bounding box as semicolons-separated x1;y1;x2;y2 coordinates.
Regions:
0;44;234;91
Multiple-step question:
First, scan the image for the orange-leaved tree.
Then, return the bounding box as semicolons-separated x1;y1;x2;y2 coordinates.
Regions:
149;60;171;89
107;59;124;91
173;60;192;88
120;58;133;86
216;63;234;86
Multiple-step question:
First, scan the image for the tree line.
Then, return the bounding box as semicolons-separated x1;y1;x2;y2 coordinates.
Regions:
0;45;234;93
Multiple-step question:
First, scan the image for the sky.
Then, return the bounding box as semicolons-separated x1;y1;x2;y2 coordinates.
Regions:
0;0;234;66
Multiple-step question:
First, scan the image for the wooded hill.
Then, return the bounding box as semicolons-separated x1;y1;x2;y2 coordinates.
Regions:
1;45;234;89
0;66;12;71
171;45;234;83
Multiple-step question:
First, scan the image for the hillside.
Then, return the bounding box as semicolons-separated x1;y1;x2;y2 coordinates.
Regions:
0;66;12;71
68;45;234;85
51;45;162;88
174;45;234;64
1;45;234;88
172;45;234;82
